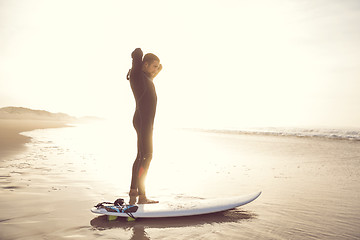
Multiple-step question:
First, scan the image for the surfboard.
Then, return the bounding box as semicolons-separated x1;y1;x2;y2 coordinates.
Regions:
91;191;261;220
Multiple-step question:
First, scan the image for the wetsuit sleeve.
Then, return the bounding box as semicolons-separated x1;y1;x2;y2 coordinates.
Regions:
130;48;145;98
131;48;143;77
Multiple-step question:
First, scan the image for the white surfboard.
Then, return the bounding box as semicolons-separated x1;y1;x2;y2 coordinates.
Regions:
91;191;261;219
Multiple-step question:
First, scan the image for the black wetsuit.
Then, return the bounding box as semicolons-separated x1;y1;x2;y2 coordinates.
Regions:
129;48;157;195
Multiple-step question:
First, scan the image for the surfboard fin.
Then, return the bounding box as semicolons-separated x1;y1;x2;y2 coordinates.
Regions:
127;217;136;222
108;215;118;221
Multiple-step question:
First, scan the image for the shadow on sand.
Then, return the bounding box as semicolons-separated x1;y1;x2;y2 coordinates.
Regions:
90;209;257;239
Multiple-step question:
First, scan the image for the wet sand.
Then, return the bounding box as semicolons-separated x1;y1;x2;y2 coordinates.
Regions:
0;119;68;161
0;122;359;239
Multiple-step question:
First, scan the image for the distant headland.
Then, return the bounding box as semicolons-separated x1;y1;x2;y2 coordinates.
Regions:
0;106;101;122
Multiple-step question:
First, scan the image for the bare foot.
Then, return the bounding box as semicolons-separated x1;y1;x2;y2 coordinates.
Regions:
129;189;138;205
129;196;138;205
138;196;159;204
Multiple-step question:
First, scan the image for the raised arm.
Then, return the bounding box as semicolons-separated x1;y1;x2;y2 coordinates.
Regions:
152;64;163;79
131;48;143;75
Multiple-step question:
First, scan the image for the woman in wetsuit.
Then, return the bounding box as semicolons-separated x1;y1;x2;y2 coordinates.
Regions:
127;48;162;205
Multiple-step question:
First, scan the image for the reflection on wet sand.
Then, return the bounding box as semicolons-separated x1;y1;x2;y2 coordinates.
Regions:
90;209;257;239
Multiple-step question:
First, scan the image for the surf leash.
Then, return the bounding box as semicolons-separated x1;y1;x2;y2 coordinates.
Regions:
94;198;138;220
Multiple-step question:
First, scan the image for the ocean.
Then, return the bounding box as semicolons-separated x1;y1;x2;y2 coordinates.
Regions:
192;127;360;141
0;121;359;239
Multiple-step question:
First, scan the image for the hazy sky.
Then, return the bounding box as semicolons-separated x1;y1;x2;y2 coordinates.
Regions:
1;0;360;129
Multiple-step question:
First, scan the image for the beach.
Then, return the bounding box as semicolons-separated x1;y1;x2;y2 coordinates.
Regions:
0;119;69;161
0;121;359;239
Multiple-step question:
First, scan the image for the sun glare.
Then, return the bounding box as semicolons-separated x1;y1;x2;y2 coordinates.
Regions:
0;0;359;128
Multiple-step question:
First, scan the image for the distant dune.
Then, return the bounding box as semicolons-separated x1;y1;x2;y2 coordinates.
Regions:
0;106;77;121
0;106;103;122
